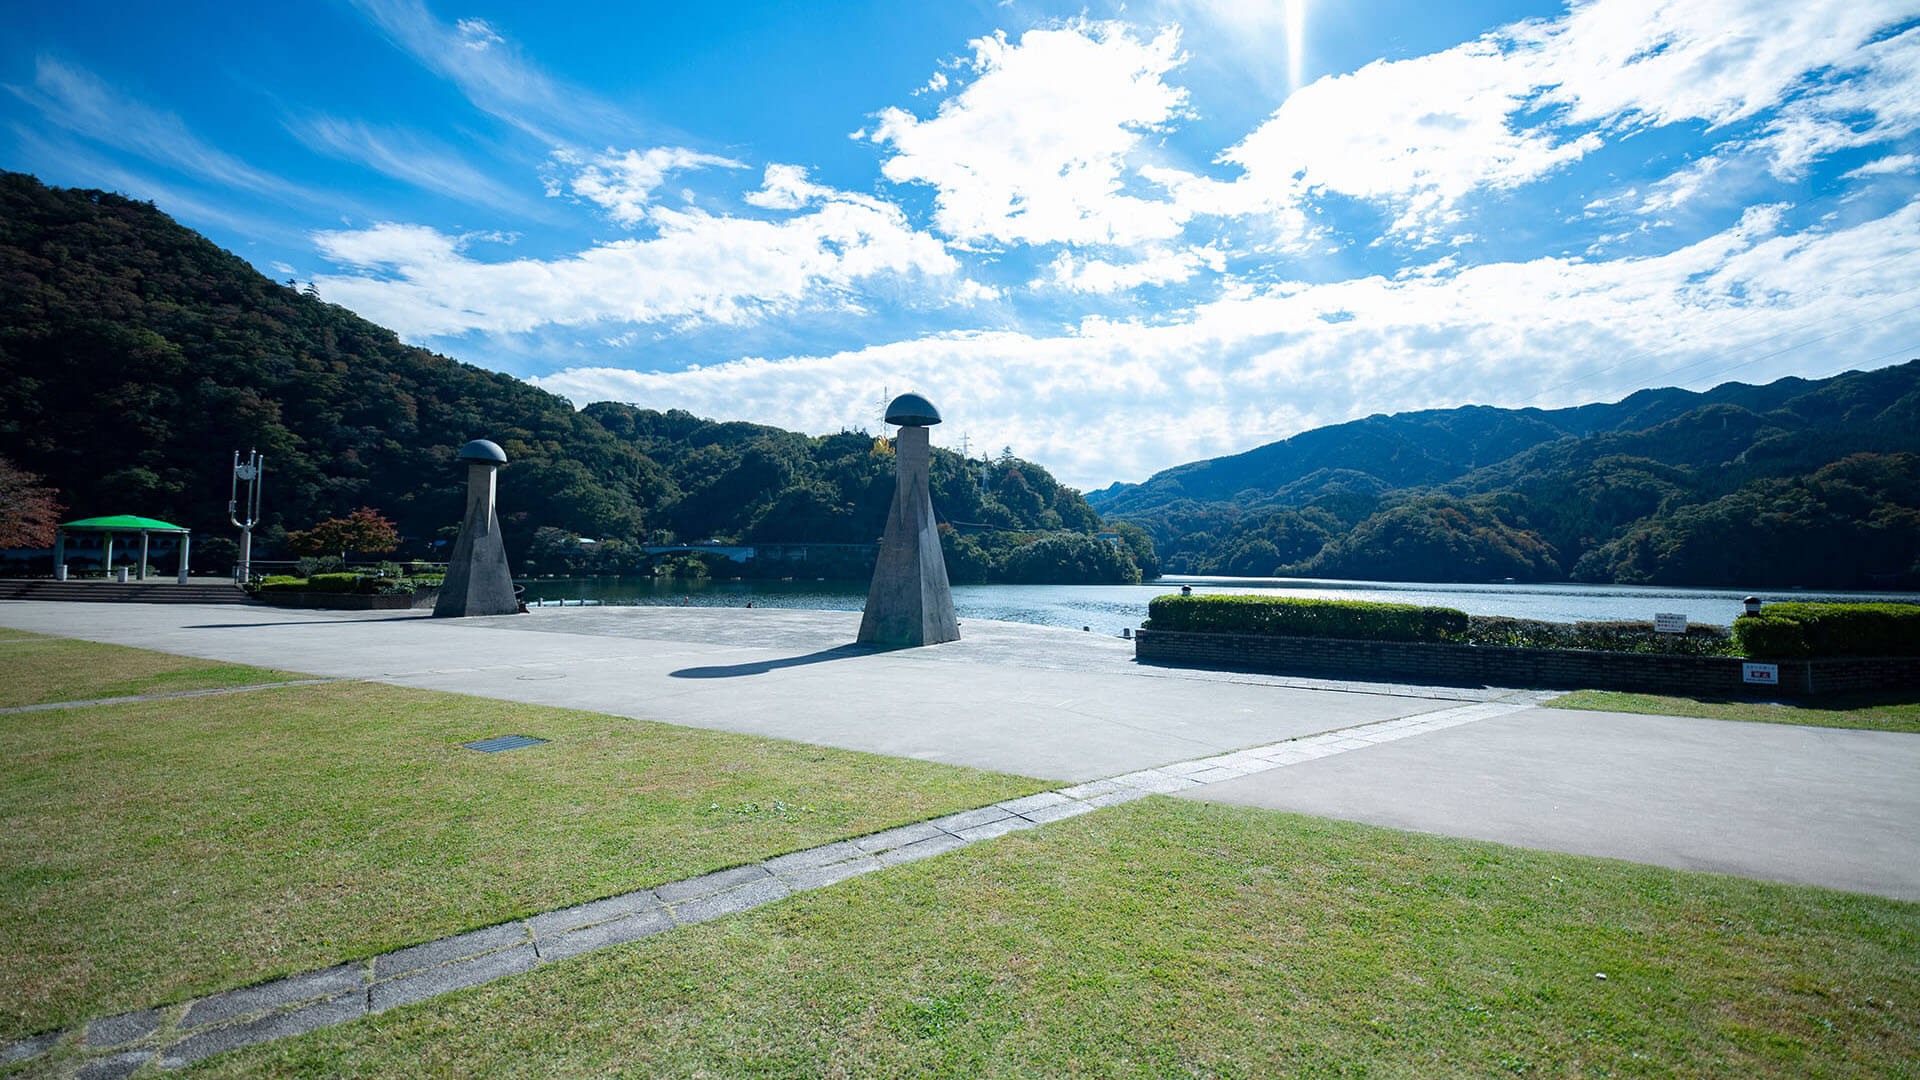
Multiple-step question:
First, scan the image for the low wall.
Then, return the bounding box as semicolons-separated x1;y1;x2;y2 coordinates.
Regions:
1133;628;1920;697
259;588;438;611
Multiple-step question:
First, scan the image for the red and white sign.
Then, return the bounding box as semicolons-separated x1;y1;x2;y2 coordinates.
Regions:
1742;662;1779;685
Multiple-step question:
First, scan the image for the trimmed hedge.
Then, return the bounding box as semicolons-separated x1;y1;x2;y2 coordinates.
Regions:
1466;616;1737;657
1145;594;1469;643
305;573;366;594
1734;602;1920;659
253;573;435;597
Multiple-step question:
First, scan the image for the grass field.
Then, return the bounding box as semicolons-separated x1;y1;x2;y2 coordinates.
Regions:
1548;688;1920;734
0;627;307;708
182;797;1920;1079
0;670;1043;1042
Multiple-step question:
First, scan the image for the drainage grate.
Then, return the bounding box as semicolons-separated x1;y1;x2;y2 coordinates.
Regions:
463;735;548;753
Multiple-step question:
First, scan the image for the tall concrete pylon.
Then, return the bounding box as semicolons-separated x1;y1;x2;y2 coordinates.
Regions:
858;393;960;647
433;439;520;617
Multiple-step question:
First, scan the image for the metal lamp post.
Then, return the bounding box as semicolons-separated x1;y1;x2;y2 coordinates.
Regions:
229;450;264;584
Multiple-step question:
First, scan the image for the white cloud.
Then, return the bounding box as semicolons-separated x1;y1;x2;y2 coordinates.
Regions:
743;163;836;210
5;121;303;243
1037;246;1225;293
349;0;635;145
953;278;1002;303
548;146;746;226
1210;0;1919;241
866;22;1197;247
311;191;961;338
454;17;503;50
1845;153;1919;179
8;56;319;202
530;199;1920;488
1755;24;1920;178
290;115;538;216
1221;41;1602;242
1584;155;1730;221
1535;0;1913;132
855;2;1918;255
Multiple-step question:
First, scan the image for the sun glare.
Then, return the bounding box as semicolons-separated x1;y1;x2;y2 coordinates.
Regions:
1286;0;1308;88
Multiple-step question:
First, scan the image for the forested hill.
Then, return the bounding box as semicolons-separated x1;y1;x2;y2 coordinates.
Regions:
0;172;1132;580
1091;363;1920;588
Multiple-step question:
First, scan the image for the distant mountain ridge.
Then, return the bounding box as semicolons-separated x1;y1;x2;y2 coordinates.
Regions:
1088;363;1920;588
1088;370;1913;516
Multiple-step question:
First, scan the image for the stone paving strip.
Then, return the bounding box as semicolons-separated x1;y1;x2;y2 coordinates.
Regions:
0;679;343;716
9;692;1549;1078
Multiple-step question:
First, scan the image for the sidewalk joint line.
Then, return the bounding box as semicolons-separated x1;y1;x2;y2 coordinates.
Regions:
0;679;346;715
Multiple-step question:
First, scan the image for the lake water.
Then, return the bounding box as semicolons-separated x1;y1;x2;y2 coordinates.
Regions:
518;574;1920;637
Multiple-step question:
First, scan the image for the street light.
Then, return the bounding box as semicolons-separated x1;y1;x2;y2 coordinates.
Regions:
229;449;264;583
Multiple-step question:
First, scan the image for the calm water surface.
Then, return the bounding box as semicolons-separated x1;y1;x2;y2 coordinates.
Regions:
519;575;1920;637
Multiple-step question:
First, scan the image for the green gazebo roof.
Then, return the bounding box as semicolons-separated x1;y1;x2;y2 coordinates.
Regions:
61;515;189;532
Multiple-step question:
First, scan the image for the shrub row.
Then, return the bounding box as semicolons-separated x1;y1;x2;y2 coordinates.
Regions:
1465;616;1737;656
254;573;440;597
1147;595;1920;660
1146;594;1470;643
1734;602;1920;658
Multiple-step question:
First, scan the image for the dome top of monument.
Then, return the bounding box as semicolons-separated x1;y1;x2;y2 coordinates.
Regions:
884;392;942;427
458;439;508;465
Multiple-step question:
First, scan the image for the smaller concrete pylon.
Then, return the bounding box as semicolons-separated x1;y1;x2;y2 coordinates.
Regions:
858;393;960;647
433;439;519;618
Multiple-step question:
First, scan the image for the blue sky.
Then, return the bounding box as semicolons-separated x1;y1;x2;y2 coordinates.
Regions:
6;0;1920;489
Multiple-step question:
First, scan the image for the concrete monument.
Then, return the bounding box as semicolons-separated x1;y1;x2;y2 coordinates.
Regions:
433;439;519;617
858;393;960;647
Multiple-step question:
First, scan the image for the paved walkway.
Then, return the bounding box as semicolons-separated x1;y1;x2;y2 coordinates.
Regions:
0;603;1485;781
1182;706;1920;901
5;601;1916;899
4;696;1544;1077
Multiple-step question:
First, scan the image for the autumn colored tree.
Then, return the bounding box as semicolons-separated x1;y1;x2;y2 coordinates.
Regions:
0;456;63;548
286;507;400;559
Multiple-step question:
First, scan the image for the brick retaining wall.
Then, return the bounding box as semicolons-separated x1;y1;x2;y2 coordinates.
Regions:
1134;629;1920;697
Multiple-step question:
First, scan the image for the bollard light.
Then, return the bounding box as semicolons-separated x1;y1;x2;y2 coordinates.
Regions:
1743;596;1762;616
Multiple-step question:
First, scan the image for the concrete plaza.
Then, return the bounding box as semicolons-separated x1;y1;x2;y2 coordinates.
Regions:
3;600;1916;899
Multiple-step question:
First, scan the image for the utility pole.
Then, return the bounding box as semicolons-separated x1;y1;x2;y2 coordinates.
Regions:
229;449;264;584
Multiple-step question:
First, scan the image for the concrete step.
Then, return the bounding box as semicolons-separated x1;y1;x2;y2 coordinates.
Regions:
0;580;260;605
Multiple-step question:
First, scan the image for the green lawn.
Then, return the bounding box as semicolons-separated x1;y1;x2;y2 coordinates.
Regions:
1548;688;1920;734
0;678;1043;1042
185;798;1920;1079
0;627;307;708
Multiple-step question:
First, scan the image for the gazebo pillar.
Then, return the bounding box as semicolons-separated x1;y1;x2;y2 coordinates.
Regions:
138;531;150;581
176;534;191;584
53;530;65;580
102;534;114;578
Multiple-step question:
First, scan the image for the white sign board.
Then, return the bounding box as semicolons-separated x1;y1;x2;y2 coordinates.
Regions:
1653;612;1687;634
1742;662;1779;686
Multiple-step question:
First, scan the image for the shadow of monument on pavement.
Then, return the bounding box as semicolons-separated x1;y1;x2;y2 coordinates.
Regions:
669;644;877;679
